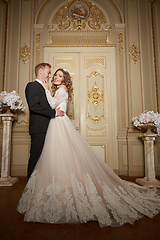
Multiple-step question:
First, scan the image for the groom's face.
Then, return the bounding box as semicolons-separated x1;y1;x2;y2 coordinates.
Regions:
41;66;51;83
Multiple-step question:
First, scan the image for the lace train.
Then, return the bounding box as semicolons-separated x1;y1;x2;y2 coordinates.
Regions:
17;169;160;227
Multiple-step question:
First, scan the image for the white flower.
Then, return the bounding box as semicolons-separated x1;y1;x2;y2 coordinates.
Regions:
0;90;25;112
132;110;160;136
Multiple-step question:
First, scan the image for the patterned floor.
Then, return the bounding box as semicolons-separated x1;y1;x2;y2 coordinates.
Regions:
0;177;160;240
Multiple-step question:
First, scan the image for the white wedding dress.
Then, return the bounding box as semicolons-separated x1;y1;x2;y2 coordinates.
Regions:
17;88;160;228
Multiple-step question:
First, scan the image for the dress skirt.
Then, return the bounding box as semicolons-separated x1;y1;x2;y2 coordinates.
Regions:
17;114;160;227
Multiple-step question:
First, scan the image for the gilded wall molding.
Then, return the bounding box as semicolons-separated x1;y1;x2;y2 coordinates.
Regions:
12;125;29;133
129;42;140;64
2;0;9;91
44;33;115;48
36;33;41;63
19;43;31;64
118;32;123;54
16;120;28;125
150;0;159;112
108;0;123;23
36;0;50;24
0;125;29;133
34;24;44;64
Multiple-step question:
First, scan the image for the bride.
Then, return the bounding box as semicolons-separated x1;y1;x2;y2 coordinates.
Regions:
17;68;160;228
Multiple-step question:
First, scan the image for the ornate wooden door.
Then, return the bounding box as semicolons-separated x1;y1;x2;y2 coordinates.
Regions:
44;47;118;170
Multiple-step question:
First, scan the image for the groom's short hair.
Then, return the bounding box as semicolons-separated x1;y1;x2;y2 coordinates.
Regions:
35;63;51;77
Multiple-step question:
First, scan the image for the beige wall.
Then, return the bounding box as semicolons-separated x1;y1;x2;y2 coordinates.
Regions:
0;0;160;177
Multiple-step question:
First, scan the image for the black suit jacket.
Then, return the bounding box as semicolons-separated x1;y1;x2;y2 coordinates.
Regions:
25;81;55;135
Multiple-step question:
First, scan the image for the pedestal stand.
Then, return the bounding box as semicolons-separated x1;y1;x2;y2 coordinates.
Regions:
0;113;18;186
136;128;160;188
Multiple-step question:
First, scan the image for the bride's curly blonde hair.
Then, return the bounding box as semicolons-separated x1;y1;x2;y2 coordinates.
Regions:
51;68;73;103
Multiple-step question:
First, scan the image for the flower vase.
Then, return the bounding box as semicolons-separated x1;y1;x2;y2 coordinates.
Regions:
1;105;15;114
141;123;156;136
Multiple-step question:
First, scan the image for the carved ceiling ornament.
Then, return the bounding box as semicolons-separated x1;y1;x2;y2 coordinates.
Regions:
45;0;114;47
51;0;107;31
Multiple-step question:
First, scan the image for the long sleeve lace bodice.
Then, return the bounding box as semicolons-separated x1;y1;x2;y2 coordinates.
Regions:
45;88;68;113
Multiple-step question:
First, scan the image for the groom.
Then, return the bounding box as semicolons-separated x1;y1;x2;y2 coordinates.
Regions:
25;63;64;180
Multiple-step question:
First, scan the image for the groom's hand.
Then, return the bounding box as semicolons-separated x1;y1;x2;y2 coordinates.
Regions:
56;107;64;117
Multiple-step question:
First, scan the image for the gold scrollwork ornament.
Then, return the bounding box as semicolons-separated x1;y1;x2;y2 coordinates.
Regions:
129;42;140;64
19;43;31;64
87;113;104;123
73;19;86;30
118;32;123;54
87;82;104;111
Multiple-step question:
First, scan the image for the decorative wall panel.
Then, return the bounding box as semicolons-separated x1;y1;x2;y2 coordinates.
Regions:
86;125;107;137
85;57;106;69
87;72;105;123
53;57;75;69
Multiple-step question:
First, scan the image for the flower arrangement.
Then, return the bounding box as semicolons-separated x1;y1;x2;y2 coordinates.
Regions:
0;90;25;113
132;110;160;135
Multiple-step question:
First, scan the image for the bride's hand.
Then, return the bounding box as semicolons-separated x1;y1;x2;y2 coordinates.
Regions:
43;81;50;91
56;107;64;117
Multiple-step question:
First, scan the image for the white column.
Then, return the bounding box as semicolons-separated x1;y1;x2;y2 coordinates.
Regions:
136;132;160;188
0;113;18;186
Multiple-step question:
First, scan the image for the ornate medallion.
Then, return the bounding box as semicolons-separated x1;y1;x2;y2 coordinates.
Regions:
69;1;89;20
87;82;104;111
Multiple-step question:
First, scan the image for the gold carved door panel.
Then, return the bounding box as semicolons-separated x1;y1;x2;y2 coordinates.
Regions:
79;52;116;169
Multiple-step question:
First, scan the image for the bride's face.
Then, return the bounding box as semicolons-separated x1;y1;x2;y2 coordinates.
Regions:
53;70;64;86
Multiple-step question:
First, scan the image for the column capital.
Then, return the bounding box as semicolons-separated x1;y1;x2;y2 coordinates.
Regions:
115;23;125;32
34;24;45;31
142;136;156;141
0;113;16;121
